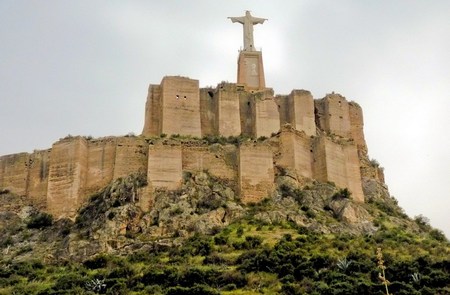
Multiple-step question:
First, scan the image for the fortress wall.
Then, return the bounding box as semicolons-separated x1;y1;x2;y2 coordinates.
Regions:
161;76;201;137
148;144;182;190
313;137;363;202
312;137;329;182
200;88;218;136
0;153;29;196
290;90;316;136
26;149;50;207
275;95;290;126
276;132;295;172
113;137;148;180
85;138;117;195
254;98;280;138
278;131;313;179
349;102;366;149
142;84;162;137
238;143;274;204
321;94;351;137
217;84;242;137
182;145;237;180
47;137;88;218
343;144;364;202
239;92;256;136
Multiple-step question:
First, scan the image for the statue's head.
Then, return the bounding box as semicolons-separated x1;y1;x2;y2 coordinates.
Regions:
245;10;251;16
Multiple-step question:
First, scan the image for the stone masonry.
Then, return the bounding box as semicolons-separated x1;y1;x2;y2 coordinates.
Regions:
0;80;375;218
0;12;381;219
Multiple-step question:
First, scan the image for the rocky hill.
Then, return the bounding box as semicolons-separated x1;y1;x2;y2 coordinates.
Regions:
1;155;448;294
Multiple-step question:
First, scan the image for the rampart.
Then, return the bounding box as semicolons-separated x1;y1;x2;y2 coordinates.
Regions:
1;76;380;219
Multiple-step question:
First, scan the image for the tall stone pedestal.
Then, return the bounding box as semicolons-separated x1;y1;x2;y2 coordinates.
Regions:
237;51;266;91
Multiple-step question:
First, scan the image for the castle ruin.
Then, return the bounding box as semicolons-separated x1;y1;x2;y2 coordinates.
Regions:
0;12;385;218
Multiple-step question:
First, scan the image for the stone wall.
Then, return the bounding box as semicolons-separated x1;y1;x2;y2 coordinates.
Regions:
85;137;116;195
238;143;274;204
142;84;162;137
147;144;182;190
216;84;242;137
199;88;217;136
277;130;313;179
254;98;280;138
161;76;201;137
349;102;366;150
0;150;50;208
182;145;237;181
1;76;375;218
113;137;148;180
26;149;50;207
313;136;364;202
47;137;88;217
0;153;29;196
315;94;351;138
289;90;316;136
239;92;255;136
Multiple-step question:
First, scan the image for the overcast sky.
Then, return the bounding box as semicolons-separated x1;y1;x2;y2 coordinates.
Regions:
1;1;449;237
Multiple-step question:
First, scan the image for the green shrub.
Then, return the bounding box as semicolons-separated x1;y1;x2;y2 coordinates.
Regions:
236;226;244;237
332;188;351;200
182;234;213;256
83;254;109;269
52;272;87;291
26;212;53;229
213;235;228;245
197;194;224;211
429;229;447;242
233;236;263;250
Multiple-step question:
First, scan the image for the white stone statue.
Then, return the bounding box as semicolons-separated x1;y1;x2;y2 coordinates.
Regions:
228;11;267;51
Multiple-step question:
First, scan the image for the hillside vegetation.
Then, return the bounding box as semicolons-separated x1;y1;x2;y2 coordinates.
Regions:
0;172;448;294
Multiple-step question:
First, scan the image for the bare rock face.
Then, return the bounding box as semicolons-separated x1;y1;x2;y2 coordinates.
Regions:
362;178;390;202
333;200;372;224
145;172;244;237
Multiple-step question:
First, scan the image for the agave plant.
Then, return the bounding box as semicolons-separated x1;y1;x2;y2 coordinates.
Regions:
336;257;352;272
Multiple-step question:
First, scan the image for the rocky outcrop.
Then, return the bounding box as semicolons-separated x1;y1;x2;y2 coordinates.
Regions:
1;169;386;262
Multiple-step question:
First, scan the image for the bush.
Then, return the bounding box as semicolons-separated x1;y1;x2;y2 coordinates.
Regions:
197;194;224;211
52;272;87;291
332;188;351;200
429;229;447;242
278;184;305;204
203;253;230;265
233;236;263;250
236;226;244;237
182;234;213;256
218;270;247;288
213;235;228;245
83;254;109;269
26;212;53;229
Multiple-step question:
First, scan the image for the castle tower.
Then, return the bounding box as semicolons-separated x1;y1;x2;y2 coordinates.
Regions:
229;11;267;91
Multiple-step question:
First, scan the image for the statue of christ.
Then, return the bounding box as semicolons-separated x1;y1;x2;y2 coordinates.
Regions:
228;11;267;51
